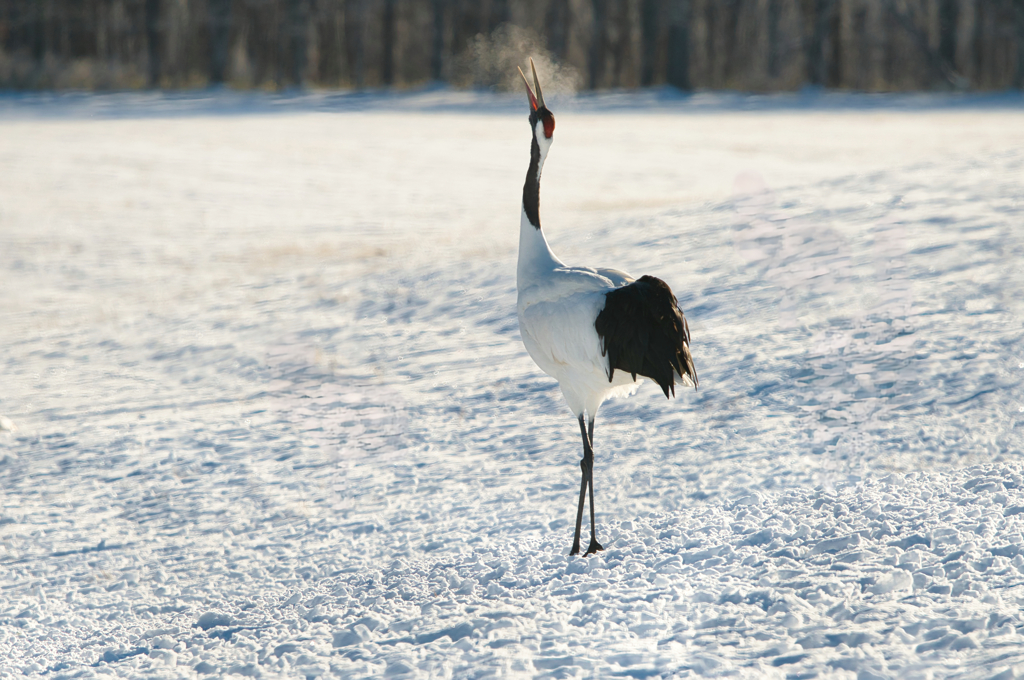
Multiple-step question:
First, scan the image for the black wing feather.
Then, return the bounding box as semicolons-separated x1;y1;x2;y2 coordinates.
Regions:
594;275;698;398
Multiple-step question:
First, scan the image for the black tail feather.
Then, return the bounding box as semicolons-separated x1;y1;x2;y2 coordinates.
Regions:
595;275;698;398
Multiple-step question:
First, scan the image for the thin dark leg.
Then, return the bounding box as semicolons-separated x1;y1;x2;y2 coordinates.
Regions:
584;415;603;556
569;414;589;556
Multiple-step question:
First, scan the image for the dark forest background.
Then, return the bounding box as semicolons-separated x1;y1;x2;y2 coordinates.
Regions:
1;0;1023;92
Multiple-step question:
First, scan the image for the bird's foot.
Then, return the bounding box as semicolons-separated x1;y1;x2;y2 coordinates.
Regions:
569;543;581;556
584;539;604;556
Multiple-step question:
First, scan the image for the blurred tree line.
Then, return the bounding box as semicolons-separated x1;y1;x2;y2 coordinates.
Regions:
1;0;1022;91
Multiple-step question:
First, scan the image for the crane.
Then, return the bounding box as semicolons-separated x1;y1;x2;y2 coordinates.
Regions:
515;60;698;556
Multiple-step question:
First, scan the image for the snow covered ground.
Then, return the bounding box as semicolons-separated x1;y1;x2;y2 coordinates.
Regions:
1;91;1023;679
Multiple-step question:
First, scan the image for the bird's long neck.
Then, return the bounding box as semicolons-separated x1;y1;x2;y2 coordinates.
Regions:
523;133;544;229
518;128;561;283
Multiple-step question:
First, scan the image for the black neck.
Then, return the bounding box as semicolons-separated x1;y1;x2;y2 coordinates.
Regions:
522;133;541;230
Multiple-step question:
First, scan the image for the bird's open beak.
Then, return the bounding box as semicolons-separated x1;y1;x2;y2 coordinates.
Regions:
517;57;545;112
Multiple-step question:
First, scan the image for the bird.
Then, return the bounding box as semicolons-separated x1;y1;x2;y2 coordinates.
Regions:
514;59;698;557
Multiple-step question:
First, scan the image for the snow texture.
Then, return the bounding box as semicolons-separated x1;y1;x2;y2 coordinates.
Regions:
1;91;1023;679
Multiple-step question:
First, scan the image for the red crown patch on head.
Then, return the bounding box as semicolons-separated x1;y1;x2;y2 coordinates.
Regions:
542;113;555;139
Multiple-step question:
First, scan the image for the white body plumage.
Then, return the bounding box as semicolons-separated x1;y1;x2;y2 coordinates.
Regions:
516;208;644;418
